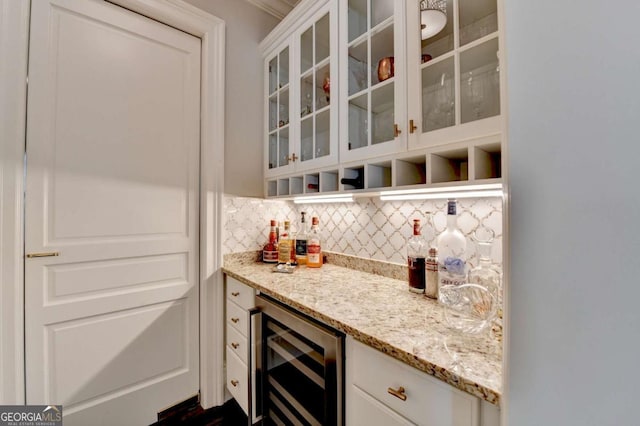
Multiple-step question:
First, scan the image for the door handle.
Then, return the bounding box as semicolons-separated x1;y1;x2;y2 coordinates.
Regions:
231;317;240;323
409;119;418;133
26;252;59;258
387;386;407;401
394;124;401;137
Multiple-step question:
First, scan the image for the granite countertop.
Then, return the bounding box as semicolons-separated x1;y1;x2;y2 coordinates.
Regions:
222;252;502;406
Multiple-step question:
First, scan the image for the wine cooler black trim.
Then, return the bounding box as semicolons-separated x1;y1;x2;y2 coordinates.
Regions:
252;294;344;426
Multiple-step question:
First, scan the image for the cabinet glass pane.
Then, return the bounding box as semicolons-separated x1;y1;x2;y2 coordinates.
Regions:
300;117;313;162
422;56;455;132
348;0;367;42
279;127;289;167
371;0;393;28
316;63;330;110
420;0;454;60
315;13;330;64
371;24;394;87
301;73;314;117
459;0;498;47
371;83;394;145
269;56;278;94
269;133;277;169
460;38;500;123
315;110;330;158
348;94;368;150
279;87;289;127
269;94;277;131
279;47;289;87
348;40;368;96
301;27;313;74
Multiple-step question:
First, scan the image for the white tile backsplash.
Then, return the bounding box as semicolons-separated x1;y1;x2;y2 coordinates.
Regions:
223;194;502;268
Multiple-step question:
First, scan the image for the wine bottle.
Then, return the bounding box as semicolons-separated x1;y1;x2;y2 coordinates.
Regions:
307;183;319;190
437;199;467;304
340;169;364;189
294;212;308;265
407;219;427;294
307;217;322;268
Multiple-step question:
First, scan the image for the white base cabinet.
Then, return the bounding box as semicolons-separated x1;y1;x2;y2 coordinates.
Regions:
346;337;499;426
224;276;257;421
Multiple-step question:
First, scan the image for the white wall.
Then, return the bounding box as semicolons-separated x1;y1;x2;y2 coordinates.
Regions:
183;0;279;197
505;1;640;425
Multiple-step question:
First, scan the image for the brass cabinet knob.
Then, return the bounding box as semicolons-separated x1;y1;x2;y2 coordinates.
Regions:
409;119;417;134
394;124;401;137
387;386;407;401
231;342;239;349
231;317;239;323
230;380;239;387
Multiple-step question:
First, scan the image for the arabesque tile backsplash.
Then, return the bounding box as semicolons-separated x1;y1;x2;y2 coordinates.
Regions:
223;194;502;269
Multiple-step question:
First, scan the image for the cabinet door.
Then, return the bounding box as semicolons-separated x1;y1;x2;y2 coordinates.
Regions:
407;0;502;149
265;46;294;177
296;4;339;172
347;384;416;426
339;0;407;163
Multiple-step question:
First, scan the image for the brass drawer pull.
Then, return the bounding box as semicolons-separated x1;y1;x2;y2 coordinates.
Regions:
26;252;59;258
230;380;239;387
231;291;240;297
231;317;240;323
387;386;407;401
409;119;417;133
231;342;239;349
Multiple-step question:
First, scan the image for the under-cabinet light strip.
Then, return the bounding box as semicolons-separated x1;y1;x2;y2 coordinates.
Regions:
380;189;503;201
293;195;354;204
379;183;503;197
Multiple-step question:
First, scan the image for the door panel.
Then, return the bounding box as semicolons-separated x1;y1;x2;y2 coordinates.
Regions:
25;0;201;424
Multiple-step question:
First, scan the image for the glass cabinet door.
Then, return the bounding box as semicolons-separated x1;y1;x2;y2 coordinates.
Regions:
341;0;405;162
299;12;332;166
413;0;501;146
267;47;292;173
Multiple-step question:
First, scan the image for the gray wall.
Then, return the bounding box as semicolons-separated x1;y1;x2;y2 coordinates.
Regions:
184;0;279;197
505;1;640;424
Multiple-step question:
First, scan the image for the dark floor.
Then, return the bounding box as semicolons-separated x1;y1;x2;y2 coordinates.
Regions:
152;398;248;426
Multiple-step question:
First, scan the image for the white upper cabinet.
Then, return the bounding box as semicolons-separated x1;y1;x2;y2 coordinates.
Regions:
263;1;339;180
339;0;407;163
406;0;502;149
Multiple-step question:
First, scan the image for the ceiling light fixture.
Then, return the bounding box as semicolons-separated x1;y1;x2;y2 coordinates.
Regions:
420;0;447;40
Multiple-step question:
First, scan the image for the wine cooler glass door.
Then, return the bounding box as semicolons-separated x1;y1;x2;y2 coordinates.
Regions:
255;295;343;426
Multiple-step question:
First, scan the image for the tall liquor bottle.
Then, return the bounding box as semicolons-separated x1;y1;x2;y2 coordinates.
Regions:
307;217;322;268
262;220;278;263
278;221;293;265
295;212;308;265
407;219;427;294
437;199;467;304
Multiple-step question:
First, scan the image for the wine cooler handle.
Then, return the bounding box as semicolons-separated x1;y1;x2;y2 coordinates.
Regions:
394;124;401;137
249;307;263;424
387;386;407;401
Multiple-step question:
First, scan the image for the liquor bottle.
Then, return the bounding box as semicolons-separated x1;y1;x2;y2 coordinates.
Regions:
340;169;364;189
278;221;293;265
295;212;308;265
307;217;322;268
407;219;427;294
425;247;438;299
262;220;278;263
467;228;501;322
437;199;467;304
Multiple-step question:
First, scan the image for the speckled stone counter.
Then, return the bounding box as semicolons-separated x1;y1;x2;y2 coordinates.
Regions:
222;252;502;406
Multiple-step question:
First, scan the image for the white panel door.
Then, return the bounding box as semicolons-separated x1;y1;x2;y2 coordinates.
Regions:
24;0;201;424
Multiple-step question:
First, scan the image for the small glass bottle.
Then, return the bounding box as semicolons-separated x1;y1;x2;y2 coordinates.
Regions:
262;220;278;263
278;221;292;265
425;247;438;299
407;219;427;294
437;199;467;304
306;217;322;268
467;228;501;318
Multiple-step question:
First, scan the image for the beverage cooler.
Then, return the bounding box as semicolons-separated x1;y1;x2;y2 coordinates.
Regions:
251;294;344;425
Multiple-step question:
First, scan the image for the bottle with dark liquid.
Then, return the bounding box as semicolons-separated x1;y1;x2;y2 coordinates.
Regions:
407;219;427;293
340;169;364;189
307;183;319;190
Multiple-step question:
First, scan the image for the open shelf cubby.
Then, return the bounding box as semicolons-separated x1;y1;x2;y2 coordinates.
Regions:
304;173;320;193
342;166;365;190
431;148;469;183
267;180;277;197
290;176;304;195
474;142;502;180
367;161;392;189
320;170;339;192
277;178;290;196
396;155;427;186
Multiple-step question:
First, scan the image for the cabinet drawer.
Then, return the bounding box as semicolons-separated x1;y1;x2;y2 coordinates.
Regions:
227;322;248;364
349;339;479;426
348;384;416;426
227;299;248;336
226;347;248;415
226;276;255;310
